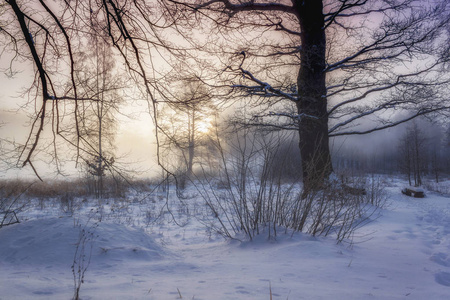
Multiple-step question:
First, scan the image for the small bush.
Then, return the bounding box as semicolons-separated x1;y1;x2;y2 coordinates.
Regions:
0;180;32;227
192;128;386;243
423;179;450;196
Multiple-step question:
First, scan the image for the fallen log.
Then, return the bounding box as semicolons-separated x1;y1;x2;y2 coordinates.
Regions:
401;187;425;198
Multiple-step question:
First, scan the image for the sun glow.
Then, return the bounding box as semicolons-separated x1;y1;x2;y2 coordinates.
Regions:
196;117;213;134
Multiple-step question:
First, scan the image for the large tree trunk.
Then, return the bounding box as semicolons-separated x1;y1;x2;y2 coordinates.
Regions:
295;0;332;192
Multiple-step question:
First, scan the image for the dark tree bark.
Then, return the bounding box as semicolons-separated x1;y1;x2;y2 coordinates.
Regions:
295;0;332;190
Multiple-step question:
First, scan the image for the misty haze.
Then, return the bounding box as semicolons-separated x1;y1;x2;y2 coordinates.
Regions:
1;0;449;299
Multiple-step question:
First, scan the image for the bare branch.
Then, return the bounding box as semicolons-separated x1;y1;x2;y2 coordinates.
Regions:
169;0;296;15
329;106;450;137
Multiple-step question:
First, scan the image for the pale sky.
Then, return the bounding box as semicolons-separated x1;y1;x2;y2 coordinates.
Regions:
0;68;160;180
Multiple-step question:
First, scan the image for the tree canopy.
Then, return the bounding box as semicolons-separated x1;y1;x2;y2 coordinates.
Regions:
0;0;449;186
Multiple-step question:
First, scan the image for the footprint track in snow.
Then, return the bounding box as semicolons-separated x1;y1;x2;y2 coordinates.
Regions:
412;195;450;289
435;272;450;287
430;252;450;267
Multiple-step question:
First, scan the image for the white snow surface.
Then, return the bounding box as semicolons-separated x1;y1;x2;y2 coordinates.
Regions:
1;178;449;299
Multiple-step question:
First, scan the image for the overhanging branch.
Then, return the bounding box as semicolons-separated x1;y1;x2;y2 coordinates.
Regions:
329;106;450;137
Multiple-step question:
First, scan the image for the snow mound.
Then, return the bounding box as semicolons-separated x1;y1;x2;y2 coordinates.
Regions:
0;217;167;268
93;220;167;263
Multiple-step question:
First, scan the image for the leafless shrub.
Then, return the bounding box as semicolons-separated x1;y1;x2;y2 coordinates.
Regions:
0;180;32;228
191;129;300;240
82;174;129;199
423;179;450;196
130;178;164;193
194;129;385;243
72;211;100;300
364;175;389;208
60;193;80;215
302;181;382;244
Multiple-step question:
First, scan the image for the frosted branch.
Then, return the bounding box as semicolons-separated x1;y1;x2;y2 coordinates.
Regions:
231;67;297;102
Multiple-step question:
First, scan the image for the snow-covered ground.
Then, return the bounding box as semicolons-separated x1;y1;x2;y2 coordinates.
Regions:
0;178;449;299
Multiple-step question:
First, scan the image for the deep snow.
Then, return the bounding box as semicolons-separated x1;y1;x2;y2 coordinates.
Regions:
0;179;449;299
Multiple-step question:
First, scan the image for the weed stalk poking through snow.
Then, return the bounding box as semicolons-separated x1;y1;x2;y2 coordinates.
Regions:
71;210;100;300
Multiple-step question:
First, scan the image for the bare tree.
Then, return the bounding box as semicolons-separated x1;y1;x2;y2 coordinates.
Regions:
430;143;440;184
74;34;123;198
165;0;450;191
428;124;447;183
398;122;427;186
398;129;414;186
445;124;450;175
159;79;217;188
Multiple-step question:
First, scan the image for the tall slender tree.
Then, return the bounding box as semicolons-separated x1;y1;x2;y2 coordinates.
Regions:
74;34;122;197
159;79;216;188
398;122;427;186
